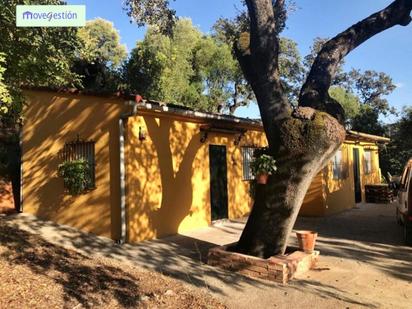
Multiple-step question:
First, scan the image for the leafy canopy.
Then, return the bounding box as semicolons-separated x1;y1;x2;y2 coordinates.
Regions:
73;18;127;91
0;0;80;125
329;86;360;121
305;37;396;133
77;18;127;67
125;19;241;112
380;107;412;176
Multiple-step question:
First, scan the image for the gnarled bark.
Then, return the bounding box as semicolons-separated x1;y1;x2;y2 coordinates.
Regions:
236;109;345;257
235;0;412;257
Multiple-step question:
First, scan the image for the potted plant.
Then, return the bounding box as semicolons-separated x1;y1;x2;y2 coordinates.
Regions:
295;230;318;253
250;154;277;184
58;159;91;195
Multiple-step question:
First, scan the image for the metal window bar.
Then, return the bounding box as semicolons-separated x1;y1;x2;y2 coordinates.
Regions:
242;147;255;181
333;163;349;180
61;140;96;189
332;148;349;180
364;151;372;174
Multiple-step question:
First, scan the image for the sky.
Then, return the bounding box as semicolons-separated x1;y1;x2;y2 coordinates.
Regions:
67;0;412;123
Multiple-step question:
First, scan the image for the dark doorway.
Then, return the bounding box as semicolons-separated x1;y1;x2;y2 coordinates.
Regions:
353;148;362;203
209;145;228;221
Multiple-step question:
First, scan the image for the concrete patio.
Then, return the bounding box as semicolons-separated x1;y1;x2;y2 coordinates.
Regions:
1;203;411;308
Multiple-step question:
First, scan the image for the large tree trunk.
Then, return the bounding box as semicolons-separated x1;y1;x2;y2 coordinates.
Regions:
236;108;345;258
234;0;412;257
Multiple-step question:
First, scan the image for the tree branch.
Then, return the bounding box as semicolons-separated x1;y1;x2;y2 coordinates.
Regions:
273;0;287;34
245;0;276;51
234;0;291;152
300;0;412;113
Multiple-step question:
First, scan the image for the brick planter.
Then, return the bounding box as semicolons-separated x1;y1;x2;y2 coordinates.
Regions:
208;244;319;284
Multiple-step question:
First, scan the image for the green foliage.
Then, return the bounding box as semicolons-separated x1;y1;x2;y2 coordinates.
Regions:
305;37;396;131
351;105;386;136
250;154;278;176
124;0;177;35
213;19;304;106
0;0;81;124
278;38;304;104
125;19;241;112
124;0;296;36
380;107;412;177
57;160;92;195
0;53;11;117
77;18;127;67
73;18;127;92
329;86;360;120
125;1;301;111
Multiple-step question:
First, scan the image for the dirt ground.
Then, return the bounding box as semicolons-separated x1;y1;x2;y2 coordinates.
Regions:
0;177;15;214
0;219;225;309
1;203;411;308
182;203;412;309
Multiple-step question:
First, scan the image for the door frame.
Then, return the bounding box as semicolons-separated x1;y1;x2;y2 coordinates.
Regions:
209;144;229;222
353;148;362;203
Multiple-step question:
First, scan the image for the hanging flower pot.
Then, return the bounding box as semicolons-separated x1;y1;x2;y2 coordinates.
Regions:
256;173;269;184
250;154;277;186
296;230;318;253
58;159;92;195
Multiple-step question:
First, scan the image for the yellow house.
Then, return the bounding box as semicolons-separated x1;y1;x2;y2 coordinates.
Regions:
21;89;389;243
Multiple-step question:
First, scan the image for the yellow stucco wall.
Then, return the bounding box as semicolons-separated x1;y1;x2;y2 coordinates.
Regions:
359;143;382;202
22;90;126;239
299;171;327;216
323;143;355;216
125;113;267;242
22;90;384;242
300;141;382;217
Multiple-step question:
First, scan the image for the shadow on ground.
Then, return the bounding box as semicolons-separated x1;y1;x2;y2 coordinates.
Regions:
1;213;273;296
294;203;412;283
1;203;410;308
0;219;141;308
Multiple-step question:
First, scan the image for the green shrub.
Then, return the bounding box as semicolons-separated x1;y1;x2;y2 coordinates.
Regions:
250;154;277;176
58;159;92;195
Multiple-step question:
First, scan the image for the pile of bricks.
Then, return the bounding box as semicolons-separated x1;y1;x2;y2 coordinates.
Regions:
365;184;395;204
208;245;319;284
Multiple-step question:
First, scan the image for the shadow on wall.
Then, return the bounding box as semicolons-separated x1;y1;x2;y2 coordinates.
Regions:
23;91;125;239
146;117;202;235
322;159;355;216
127;115;209;242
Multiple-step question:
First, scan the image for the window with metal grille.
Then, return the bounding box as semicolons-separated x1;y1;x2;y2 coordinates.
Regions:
364;150;373;175
61;139;96;189
332;149;349;180
242;147;256;181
